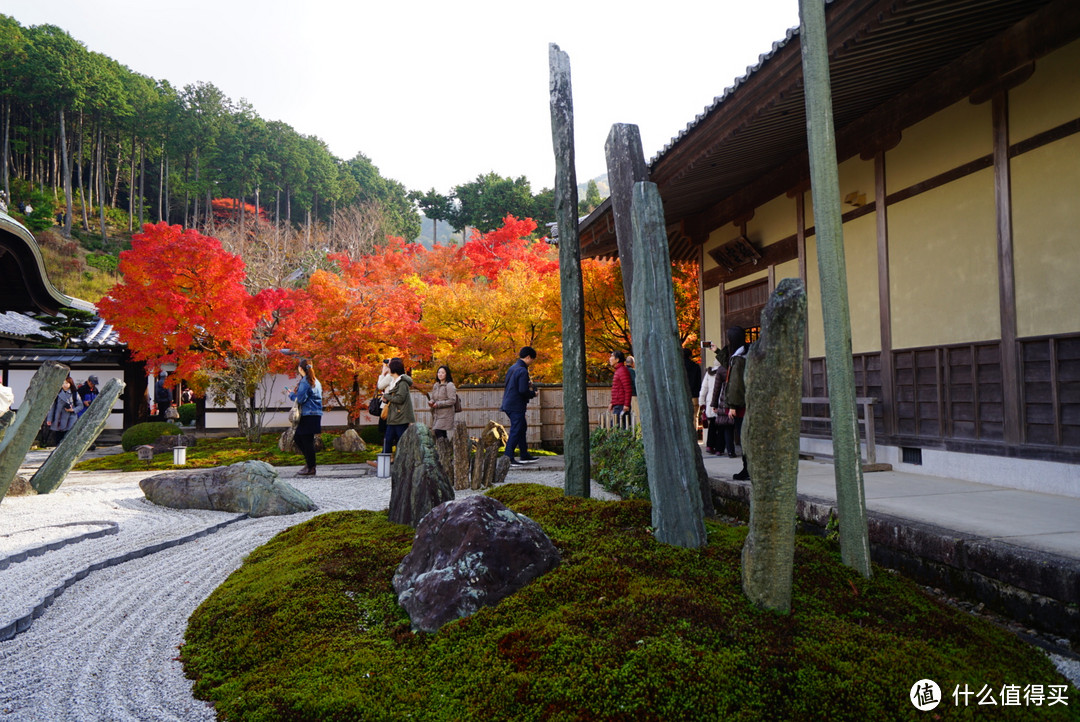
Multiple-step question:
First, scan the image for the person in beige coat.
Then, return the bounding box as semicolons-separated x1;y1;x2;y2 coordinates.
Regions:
427;365;459;439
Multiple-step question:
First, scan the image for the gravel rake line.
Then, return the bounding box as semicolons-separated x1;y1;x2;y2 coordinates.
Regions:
0;512;325;722
0;514;249;644
0;521;119;571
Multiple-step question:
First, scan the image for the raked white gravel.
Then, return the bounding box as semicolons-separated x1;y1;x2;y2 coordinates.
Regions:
0;461;613;721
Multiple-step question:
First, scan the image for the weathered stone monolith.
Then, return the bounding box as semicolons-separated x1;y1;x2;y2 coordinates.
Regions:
800;0;871;577
388;424;454;528
0;362;69;503
629;182;707;548
549;43;590;499
450;421;471;490
471;420;507;490
605;123;649;321
31;378;124;494
741;278;807;613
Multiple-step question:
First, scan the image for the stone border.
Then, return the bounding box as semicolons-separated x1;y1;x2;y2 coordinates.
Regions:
0;521;119;571
0;514;248;643
711;477;1080;647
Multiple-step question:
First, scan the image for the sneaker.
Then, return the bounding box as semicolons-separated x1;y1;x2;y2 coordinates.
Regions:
508;458;524;466
727;452;737;458
518;457;539;464
733;469;750;481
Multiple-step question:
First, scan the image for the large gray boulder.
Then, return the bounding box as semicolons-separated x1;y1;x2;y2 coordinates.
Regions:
332;428;367;453
393;495;561;632
388;424;454;527
140;460;316;517
278;427;325;454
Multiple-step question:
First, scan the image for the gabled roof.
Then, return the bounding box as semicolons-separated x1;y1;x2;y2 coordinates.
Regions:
0;211;78;315
580;0;1077;260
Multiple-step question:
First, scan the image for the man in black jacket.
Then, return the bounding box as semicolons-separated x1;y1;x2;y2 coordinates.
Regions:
500;346;538;465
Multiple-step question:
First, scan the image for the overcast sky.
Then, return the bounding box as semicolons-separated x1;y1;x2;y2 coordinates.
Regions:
5;0;801;195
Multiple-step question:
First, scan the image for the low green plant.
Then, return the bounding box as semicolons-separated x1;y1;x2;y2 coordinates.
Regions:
589;426;649;499
181;485;1076;720
357;424;383;446
120;421;181;451
178;403;197;426
76;432;376;472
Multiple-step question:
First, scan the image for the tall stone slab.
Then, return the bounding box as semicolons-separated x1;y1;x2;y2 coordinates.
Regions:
31;378;125;494
0;362;69;504
471;420;507;490
800;0;871;577
629;182;707;548
549;43;590;498
741;279;808;613
604;123;649;321
388;424;454;528
450;421;471;491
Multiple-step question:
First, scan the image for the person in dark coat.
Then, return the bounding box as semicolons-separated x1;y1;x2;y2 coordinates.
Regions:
722;326;751;480
683;346;702;430
500;346;538;465
77;374;101;450
45;376;81;447
154;371;173;421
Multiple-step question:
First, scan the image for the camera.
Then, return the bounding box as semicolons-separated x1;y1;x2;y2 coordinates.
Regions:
701;341;712;348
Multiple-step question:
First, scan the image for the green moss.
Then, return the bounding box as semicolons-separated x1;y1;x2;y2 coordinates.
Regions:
76;434;377;472
589;426;649;499
119;421;181;451
182;485;1078;721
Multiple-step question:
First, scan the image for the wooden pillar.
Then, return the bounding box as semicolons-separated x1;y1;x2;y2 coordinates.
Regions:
992;91;1021;445
875;151;897;437
548;44;590;497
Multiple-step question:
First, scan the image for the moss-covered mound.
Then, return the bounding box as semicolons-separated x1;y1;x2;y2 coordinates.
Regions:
182;485;1076;721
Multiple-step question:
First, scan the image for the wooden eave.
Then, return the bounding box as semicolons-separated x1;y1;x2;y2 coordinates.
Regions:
579;0;1079;261
0;212;78;315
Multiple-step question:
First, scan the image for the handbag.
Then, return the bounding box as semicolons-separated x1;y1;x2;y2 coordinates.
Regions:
380;403;389;420
368;396;382;416
453;395;462;413
713;381;734;426
289;402;301;426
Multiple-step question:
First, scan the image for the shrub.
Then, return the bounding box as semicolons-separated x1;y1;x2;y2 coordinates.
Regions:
589;426;649;499
178;403;197;426
357;424;383;446
121;421;182;451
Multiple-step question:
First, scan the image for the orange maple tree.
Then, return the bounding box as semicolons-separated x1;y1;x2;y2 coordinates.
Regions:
99;222;289;381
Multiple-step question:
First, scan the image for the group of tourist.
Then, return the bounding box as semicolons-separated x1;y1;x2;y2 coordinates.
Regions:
43;374;102;448
286;346;545;476
698;326;750;481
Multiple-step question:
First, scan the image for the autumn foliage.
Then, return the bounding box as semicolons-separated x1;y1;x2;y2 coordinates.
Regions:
99;222;290;382
102;216;699;416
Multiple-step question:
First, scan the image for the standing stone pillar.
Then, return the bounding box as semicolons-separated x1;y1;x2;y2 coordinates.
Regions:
549;43;590;498
741;279;807;613
629;182;706;549
799;0;872;577
604;123;649;321
0;362;69;503
32;378;125;494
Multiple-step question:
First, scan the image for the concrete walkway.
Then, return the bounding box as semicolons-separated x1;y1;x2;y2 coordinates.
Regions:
699;451;1080;561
